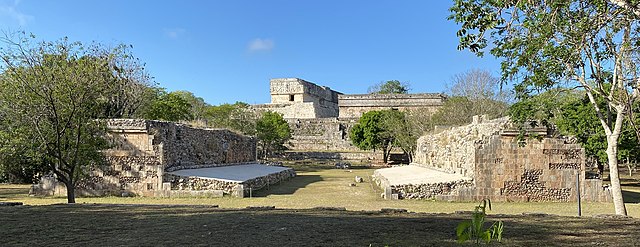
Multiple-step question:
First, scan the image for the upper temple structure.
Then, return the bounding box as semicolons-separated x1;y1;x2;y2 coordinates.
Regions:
252;78;446;119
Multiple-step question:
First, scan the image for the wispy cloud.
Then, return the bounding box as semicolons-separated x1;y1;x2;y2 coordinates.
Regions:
0;0;34;26
163;28;186;39
247;38;274;52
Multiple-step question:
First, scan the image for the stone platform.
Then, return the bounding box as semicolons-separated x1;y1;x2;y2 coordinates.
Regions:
166;164;296;197
169;164;293;183
374;165;469;186
373;165;472;200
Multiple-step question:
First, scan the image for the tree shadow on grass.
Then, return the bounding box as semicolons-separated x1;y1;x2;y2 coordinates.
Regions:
623;189;640;203
1;204;639;246
250;174;323;197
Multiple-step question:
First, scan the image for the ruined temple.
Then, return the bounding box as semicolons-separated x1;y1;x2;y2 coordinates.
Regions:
252;78;445;161
32;119;295;198
373;116;611;202
252;78;342;119
338;93;445;119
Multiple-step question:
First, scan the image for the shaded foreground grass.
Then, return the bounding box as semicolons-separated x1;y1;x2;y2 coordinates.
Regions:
1;204;639;246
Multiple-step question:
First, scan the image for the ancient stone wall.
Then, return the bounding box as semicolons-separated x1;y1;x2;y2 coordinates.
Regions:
414;116;509;177
262;78;341;118
338;93;446;119
286;118;359;151
471;134;610;202
32;119;257;197
166;168;296;196
390;180;473;199
145;121;256;171
411;116;611;202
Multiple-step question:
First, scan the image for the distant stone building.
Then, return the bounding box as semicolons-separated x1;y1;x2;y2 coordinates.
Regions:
251;78;446;161
252;77;446;120
252;78;342;119
338;93;446;119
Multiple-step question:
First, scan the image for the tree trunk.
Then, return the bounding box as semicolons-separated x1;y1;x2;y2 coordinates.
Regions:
606;128;627;215
65;181;76;204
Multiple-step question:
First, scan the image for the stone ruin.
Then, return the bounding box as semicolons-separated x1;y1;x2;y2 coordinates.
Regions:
338;93;445;119
252;78;446;162
252;78;342;119
31;119;296;198
374;116;612;202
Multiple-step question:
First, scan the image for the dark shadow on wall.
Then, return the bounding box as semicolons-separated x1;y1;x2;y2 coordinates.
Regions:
251;175;323;197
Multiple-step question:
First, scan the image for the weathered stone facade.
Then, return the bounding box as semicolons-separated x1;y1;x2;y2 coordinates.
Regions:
252;78;342;119
251;78;446;161
32;119;294;198
404;116;611;202
338;93;446;119
286;118;358;151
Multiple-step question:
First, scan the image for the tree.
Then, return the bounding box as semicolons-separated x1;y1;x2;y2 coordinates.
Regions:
98;44;156;118
141;90;194;122
255;111;291;159
204;102;257;135
450;0;640;215
368;80;410;94
350;110;397;163
172;90;209;121
381;110;419;163
0;34;114;203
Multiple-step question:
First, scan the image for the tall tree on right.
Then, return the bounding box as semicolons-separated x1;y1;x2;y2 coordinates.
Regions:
450;0;640;215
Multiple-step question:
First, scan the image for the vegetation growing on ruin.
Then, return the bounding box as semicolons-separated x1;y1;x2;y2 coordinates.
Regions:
450;0;640;215
367;80;411;94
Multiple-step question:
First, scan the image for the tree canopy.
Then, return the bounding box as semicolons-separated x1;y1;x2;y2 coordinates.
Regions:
0;34;121;203
350;110;416;163
255;111;291;159
368;80;410;94
450;0;640;215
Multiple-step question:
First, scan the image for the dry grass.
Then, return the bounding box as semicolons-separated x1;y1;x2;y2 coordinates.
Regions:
2;163;640;217
2;164;640;246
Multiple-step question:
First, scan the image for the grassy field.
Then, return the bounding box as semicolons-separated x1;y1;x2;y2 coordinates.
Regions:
2;163;640;217
2;163;640;246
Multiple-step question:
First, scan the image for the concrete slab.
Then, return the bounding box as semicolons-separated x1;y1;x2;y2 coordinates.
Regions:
375;165;470;186
168;164;292;183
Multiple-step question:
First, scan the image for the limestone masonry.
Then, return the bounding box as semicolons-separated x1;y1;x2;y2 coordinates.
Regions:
252;78;446;120
373;116;611;202
32;119;295;197
252;78;445;160
338;93;445;118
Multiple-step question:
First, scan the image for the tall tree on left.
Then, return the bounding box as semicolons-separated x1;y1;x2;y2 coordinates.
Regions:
0;33;122;203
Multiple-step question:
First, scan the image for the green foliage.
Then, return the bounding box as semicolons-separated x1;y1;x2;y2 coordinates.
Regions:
0;34;112;202
368;80;410;94
142;90;194;122
256;111;291;158
508;89;640;163
350;110;416;163
429;96;508;127
97;44;155;118
350;111;386;151
171;90;209;120
456;199;504;245
449;0;640;215
204;102;257;135
555;93;640;164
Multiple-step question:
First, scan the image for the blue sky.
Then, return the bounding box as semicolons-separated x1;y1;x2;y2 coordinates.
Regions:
1;0;501;105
